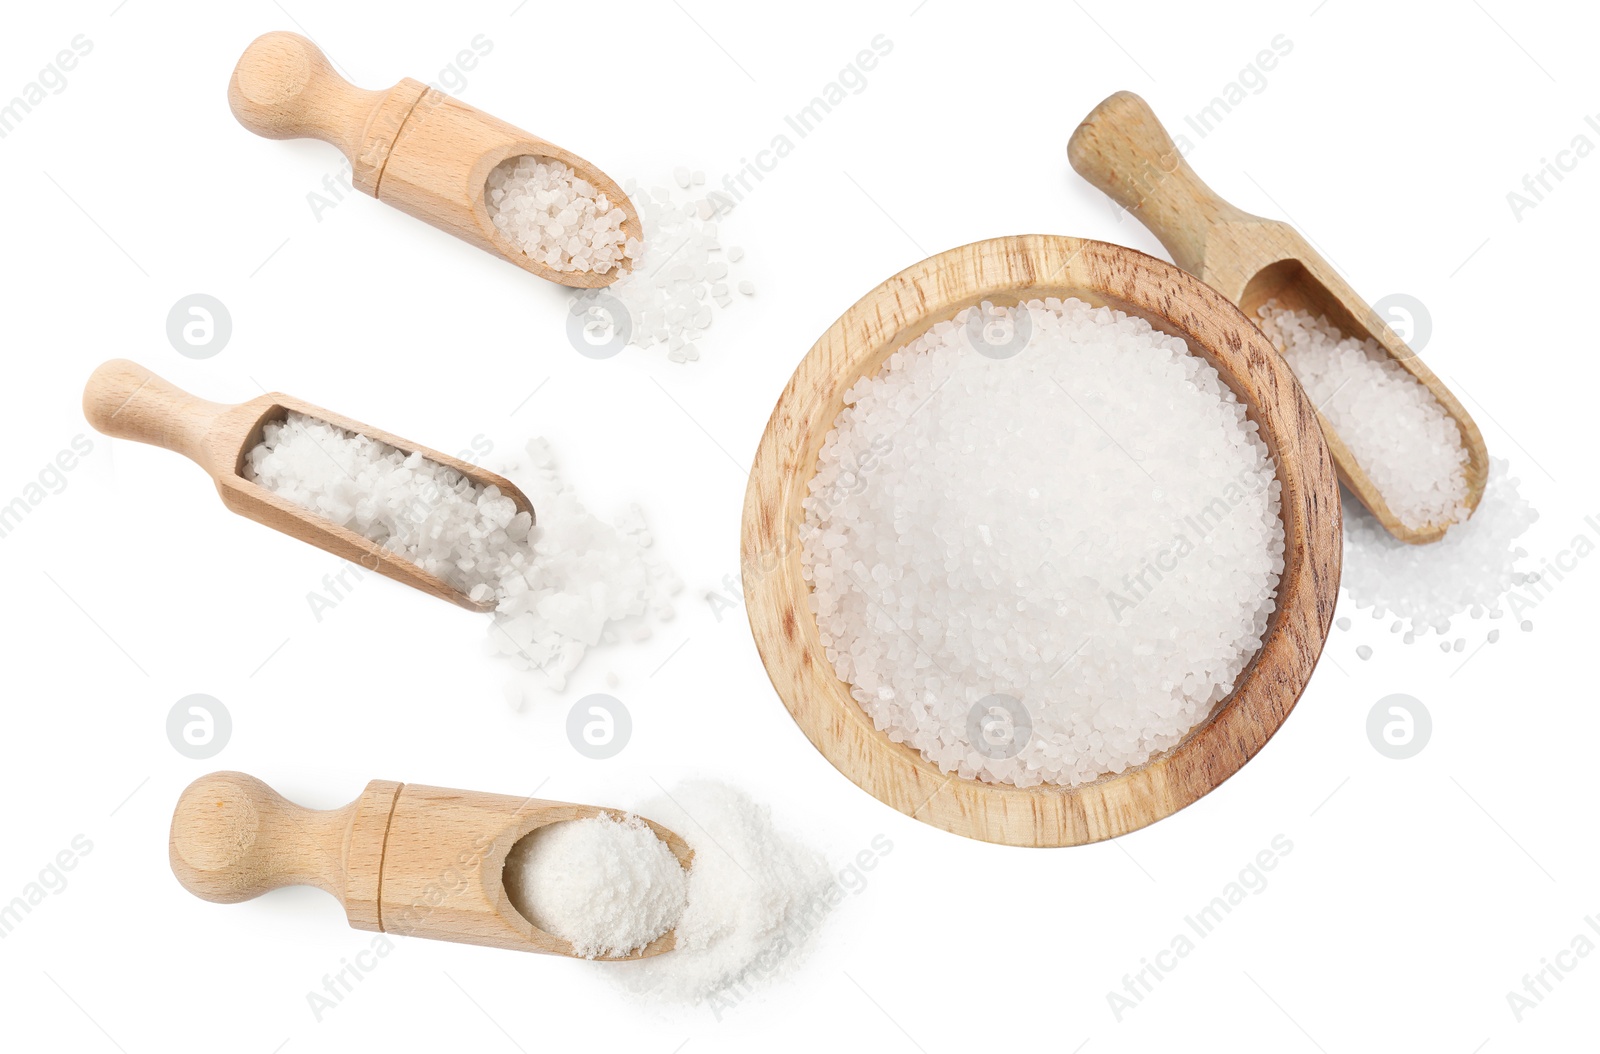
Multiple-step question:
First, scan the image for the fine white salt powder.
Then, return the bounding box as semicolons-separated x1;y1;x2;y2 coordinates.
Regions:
570;173;745;363
618;781;833;1007
800;298;1285;788
1256;302;1469;531
245;412;533;599
1339;457;1538;642
502;813;687;959
485;439;682;691
487;156;636;275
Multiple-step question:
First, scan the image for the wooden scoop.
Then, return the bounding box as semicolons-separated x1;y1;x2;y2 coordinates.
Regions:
170;771;691;959
229;31;640;288
1068;91;1488;544
82;359;532;613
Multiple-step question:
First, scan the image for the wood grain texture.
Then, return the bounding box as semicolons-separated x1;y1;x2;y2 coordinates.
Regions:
229;31;639;289
169;772;692;960
1068;91;1487;544
740;235;1341;847
81;359;533;612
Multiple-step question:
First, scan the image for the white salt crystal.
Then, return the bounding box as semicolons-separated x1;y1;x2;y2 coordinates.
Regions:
245;412;534;600
483;441;680;691
1521;620;1533;631
589;170;749;364
486;156;635;275
1334;458;1537;649
503;813;686;959
738;280;755;296
673;166;691;188
1257;303;1469;531
1357;645;1373;660
1336;617;1351;631
799;298;1285;788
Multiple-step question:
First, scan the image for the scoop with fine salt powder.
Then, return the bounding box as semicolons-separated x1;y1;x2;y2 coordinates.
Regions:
167;772;694;961
500;781;845;999
503;814;689;959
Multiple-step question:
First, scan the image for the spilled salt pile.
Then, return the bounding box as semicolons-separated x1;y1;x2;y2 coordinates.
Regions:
248;421;677;692
570;171;747;363
487;156;635;275
487;439;681;692
1337;457;1539;643
800;298;1285;788
502;813;687;959
245;411;533;598
1257;302;1469;531
619;781;834;1009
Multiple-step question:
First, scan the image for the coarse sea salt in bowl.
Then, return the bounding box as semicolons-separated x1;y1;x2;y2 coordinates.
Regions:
740;235;1341;846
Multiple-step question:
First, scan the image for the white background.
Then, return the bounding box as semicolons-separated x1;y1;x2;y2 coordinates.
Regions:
2;0;1596;1050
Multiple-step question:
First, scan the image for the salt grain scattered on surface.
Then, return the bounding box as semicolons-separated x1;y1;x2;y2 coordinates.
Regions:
485;439;682;691
1338;457;1538;642
570;173;746;363
619;781;833;1006
487;156;635;275
800;298;1286;788
247;421;678;693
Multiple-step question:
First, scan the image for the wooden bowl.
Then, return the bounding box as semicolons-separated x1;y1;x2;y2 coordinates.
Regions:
740;235;1341;847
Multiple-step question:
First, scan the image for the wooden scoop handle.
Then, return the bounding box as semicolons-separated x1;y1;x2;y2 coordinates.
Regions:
170;772;399;928
82;359;233;470
229;32;428;194
1068;91;1258;275
228;32;383;148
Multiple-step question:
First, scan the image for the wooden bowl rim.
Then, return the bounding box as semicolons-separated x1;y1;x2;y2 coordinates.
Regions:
739;234;1341;847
